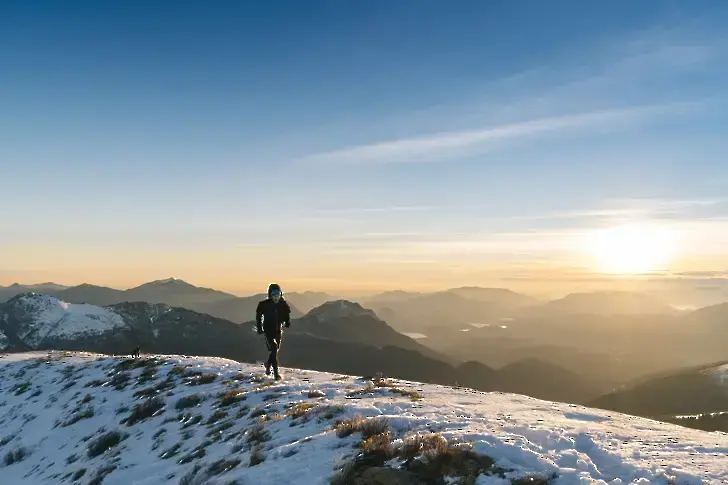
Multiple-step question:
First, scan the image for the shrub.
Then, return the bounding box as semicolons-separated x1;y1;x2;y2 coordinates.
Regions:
159;443;182;459
208;458;241;475
206;410;228;425
175;394;204;410
72;468;87;481
334;415;389;439
181;414;203;429
219;390;246;407
88;465;116;485
389;387;422;401
246;419;270;447
287;402;317;420
249;445;265;466
13;382;31;396
307;389;326;398
398;432;448;460
124;397;165;426
3;447;28;466
360;431;393;457
134;379;176;399
87;430;126;458
62;405;95;427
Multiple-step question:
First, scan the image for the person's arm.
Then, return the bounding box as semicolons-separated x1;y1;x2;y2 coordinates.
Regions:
282;300;291;327
255;301;264;334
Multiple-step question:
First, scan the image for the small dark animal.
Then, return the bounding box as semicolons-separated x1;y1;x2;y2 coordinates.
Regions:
131;347;141;359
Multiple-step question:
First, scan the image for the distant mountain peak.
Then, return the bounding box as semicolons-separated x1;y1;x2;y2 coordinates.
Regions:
307;299;377;320
148;277;188;285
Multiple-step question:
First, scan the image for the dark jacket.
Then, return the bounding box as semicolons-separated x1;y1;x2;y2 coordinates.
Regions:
256;297;291;336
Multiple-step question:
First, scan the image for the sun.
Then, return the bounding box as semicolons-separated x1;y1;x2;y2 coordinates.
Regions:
588;223;676;274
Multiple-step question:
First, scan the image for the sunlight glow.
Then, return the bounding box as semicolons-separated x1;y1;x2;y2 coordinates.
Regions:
589;223;677;274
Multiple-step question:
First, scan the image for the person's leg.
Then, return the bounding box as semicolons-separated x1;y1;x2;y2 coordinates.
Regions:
272;332;282;378
264;335;276;375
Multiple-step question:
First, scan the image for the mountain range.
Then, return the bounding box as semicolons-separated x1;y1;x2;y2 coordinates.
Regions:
0;279;336;324
0;293;603;403
3;277;728;429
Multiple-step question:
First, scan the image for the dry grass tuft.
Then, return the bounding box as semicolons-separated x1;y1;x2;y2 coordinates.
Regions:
124;397;165;426
287;402;318;421
87;430;127;458
334;415;389;439
249;445;265;466
218;389;246;407
307;389;326;398
206;409;229;425
360;431;393;456
175;394;204;410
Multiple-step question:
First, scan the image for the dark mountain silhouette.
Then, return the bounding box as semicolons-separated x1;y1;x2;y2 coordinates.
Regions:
50;278;235;307
0;282;68;302
123;278;236;305
0;293;601;404
55;283;124;305
588;361;728;419
681;302;728;331
289;300;456;365
37;280;326;325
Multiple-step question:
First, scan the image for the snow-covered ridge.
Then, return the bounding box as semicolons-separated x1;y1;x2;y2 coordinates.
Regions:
5;294;126;347
1;352;726;485
308;299;378;320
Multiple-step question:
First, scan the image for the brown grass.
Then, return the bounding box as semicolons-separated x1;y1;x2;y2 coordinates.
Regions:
307;389;326;398
360;431;392;456
389;387;422;401
398;432;448;460
334;415;389;439
124;397;165;426
175;394;204;410
219;389;246;407
287;402;318;420
249;445;265;466
206;409;229;425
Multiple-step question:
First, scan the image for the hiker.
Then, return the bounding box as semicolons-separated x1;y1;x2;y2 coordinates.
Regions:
255;283;291;379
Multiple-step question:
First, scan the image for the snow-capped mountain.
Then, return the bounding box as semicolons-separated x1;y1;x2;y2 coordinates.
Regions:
2;294;126;348
0;351;726;484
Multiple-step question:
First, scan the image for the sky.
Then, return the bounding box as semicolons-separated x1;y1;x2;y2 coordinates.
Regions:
2;0;728;295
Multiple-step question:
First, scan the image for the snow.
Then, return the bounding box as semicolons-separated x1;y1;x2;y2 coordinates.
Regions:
402;332;428;339
0;352;727;485
11;295;126;347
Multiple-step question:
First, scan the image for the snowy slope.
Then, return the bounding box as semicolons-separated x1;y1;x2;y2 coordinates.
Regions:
0;352;726;485
4;294;127;347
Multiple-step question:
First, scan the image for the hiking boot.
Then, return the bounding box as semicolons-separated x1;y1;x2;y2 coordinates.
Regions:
274;372;282;380
264;362;271;376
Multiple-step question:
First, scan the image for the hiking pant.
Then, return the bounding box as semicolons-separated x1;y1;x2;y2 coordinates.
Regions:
265;333;282;374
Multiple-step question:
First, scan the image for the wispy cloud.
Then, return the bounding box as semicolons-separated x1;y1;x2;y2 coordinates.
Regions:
290;21;725;167
295;102;698;166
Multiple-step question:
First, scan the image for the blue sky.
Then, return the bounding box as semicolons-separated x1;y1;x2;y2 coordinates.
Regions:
2;1;728;293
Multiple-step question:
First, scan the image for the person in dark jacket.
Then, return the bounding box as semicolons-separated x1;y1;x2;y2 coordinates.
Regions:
255;283;291;379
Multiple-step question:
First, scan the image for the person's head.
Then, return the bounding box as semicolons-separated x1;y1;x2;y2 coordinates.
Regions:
268;283;282;302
